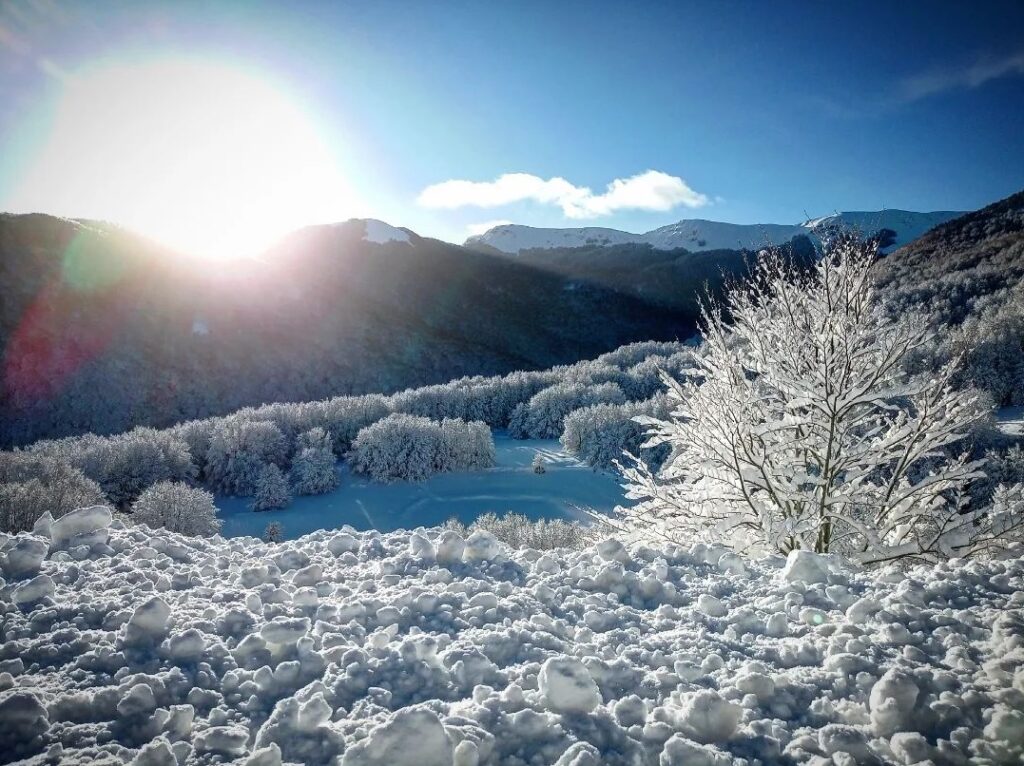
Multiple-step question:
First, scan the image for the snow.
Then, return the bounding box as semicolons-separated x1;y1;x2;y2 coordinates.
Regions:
2;519;1022;765
360;219;412;245
539;657;601;714
465;210;965;255
341;708;454;766
1;536;48;579
996;405;1024;437
781;549;831;584
47;504;112;550
216;436;629;539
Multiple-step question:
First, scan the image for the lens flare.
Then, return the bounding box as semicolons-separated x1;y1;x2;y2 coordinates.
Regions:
8;56;359;259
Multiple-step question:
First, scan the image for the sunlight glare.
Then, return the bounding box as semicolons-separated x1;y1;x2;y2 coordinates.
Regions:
11;57;358;259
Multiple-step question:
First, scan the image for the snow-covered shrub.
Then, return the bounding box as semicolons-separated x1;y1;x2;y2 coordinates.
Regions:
350;415;494;482
561;394;672;470
532;454;546;474
251;464;291;511
444;512;588;550
75;429;196;507
617;240;1024;564
508;382;627;439
205;417;287;496
0;453;105;533
131;481;220;536
289;428;339;495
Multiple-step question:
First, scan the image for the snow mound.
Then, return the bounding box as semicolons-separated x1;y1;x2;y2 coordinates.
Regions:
1;519;1022;765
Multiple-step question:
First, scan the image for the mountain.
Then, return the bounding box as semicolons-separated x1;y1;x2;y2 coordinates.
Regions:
465;209;965;255
0;214;690;447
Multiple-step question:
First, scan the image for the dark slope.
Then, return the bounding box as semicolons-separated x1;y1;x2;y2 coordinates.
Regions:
875;190;1024;326
486;237;818;313
0;216;689;446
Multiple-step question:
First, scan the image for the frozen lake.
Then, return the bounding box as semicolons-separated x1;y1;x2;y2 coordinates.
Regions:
216;435;630;539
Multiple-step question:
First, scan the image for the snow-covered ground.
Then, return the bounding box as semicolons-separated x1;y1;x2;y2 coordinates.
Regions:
996;406;1024;438
216;436;627;540
2;505;1022;765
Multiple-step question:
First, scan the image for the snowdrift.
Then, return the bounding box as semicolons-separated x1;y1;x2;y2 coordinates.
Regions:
1;506;1023;765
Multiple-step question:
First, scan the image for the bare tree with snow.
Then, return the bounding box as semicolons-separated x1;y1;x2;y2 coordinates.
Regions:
131;481;221;536
615;240;1024;564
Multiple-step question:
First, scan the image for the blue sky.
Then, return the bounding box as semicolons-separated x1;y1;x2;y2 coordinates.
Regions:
1;0;1023;250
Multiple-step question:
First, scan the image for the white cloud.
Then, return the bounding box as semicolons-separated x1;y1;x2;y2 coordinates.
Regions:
465;219;513;237
418;170;709;219
898;50;1024;102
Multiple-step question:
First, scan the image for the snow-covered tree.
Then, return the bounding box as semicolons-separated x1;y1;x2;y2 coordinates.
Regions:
205;417;287;496
76;429;195;507
509;382;627;439
349;414;495;482
561;395;672;470
131;481;220;536
289;427;339;495
0;453;105;533
320;395;390;455
251;464;291;511
615;240;1024;564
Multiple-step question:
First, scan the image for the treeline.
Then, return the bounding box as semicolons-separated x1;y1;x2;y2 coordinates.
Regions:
0;341;692;532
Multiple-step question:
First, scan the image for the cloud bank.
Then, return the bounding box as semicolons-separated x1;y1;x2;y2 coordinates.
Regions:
418;170;709;219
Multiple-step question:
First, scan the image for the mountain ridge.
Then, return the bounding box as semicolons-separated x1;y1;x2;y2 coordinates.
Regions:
465;209;965;255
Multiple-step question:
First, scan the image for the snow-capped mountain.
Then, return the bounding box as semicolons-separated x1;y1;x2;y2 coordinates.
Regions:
466;209;965;254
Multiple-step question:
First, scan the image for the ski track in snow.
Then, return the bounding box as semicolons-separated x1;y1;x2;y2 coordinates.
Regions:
2;506;1023;765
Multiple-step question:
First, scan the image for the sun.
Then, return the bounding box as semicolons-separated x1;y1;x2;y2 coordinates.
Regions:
10;56;358;260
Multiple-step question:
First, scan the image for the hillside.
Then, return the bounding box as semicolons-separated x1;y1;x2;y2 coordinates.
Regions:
875;190;1024;405
876;190;1024;326
466;210;964;256
495;238;818;314
0;215;689;446
1;508;1021;765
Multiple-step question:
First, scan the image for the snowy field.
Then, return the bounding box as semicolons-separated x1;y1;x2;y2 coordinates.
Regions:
2;505;1023;765
216;436;628;539
996;406;1024;438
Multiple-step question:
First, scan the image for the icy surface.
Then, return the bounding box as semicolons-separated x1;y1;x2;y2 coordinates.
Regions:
466;210;964;255
216;436;627;539
2;520;1022;765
